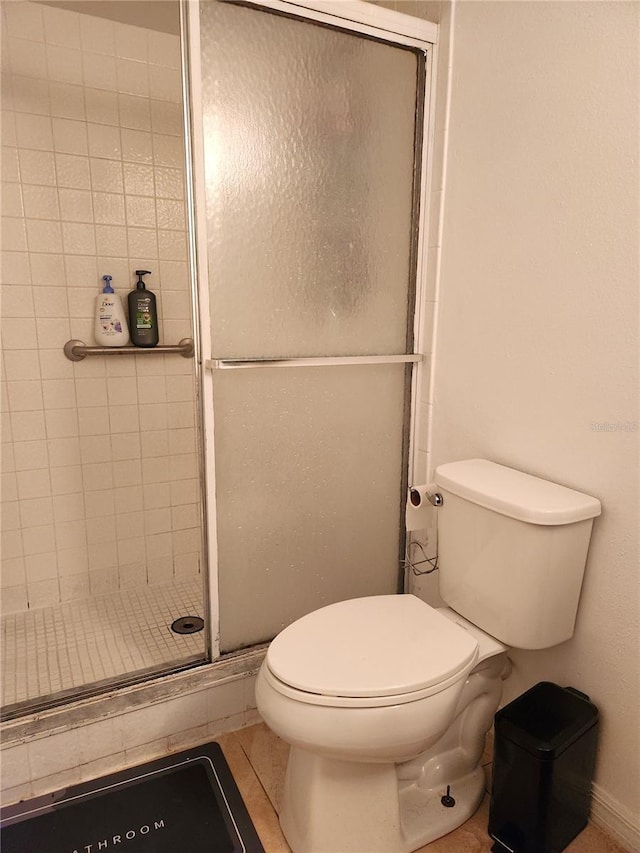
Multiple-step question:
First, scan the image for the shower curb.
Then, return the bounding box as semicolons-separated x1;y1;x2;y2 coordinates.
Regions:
1;646;267;748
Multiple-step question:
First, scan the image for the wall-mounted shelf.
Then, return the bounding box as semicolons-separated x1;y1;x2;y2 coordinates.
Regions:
64;338;194;362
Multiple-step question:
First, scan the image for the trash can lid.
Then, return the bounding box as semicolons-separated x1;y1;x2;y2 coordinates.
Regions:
495;681;599;759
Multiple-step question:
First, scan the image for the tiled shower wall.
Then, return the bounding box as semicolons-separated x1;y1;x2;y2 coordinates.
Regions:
0;2;202;615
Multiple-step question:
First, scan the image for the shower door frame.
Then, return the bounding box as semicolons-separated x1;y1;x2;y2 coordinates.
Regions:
184;0;439;659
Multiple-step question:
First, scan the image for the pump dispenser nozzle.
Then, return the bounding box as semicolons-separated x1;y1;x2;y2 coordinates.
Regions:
135;270;151;289
102;274;114;293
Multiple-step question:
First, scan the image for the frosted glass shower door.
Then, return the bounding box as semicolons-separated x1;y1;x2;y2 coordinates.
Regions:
197;1;427;651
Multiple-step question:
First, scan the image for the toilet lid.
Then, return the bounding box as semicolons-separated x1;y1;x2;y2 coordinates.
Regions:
266;595;479;699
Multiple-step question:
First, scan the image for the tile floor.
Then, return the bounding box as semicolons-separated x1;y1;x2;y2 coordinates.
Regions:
1;579;205;711
219;722;627;853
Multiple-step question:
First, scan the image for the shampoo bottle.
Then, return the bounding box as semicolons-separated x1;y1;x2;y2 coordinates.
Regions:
94;275;130;346
128;269;159;348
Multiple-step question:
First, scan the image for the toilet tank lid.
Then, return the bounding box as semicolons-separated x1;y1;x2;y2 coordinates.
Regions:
434;459;601;525
266;595;478;699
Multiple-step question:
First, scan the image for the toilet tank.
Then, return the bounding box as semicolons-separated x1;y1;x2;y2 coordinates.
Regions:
433;460;601;650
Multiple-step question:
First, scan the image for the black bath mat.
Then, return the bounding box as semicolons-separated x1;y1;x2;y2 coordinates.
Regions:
0;741;265;852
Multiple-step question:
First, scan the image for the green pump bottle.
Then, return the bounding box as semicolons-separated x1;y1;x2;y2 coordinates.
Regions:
128;270;159;347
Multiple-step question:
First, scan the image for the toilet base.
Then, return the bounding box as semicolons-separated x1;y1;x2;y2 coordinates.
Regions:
399;764;486;850
279;747;486;853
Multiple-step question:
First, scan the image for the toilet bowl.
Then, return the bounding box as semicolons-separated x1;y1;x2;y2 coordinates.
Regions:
256;595;508;853
255;460;601;852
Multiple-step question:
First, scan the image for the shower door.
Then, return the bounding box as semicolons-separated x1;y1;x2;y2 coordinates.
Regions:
191;0;431;652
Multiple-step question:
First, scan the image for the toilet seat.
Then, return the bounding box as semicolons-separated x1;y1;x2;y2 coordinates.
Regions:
264;595;479;708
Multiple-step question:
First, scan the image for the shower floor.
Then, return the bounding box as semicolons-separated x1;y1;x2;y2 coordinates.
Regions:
1;580;206;713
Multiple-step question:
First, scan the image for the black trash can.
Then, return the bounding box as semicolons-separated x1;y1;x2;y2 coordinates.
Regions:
488;681;599;853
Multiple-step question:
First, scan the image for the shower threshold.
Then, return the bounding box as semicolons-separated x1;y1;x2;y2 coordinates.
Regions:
1;580;207;719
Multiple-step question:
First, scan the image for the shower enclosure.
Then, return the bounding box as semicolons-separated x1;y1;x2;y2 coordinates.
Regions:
191;0;432;653
0;0;435;717
0;0;207;717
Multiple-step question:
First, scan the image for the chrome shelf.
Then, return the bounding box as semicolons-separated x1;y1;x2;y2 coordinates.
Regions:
64;338;194;362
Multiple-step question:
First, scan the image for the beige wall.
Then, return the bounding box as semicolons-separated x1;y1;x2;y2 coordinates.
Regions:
367;0;442;23
0;2;201;613
428;0;639;842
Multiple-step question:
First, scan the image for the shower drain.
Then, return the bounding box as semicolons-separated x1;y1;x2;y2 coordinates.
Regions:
171;616;205;635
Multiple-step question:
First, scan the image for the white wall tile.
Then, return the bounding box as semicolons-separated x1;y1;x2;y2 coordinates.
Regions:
12;75;50;116
26;219;63;253
93;191;125;225
47;436;80;470
0;584;28;615
45;408;79;438
4;3;44;41
143;482;170;509
1;285;34;318
49;82;85;121
80;434;112;465
52;491;85;521
116;58;149;98
25;550;58;580
14;440;49;472
2;146;20;182
7;380;43;412
1;529;23;561
22;185;60;221
149;66;182;104
9;39;47;80
52;117;88;155
2;250;31;284
82;52;117;91
2;217;28;253
59;188;93;223
36;318;71;350
127;227;158;258
153;133;183;168
154;168;184;201
1;110;17;148
85;88;118;125
121;128;153;164
95;224;127;257
55;153;91;189
106;377;137;406
46;45;83;85
119;93;151;131
10;410;46;441
26;577;60;607
19;149;56;186
1;183;24;217
141;435;169;467
59;572;90;600
110;431;140;460
114;484;143;513
1;556;26;587
39;348;74;380
90;157;124;193
87;122;121;160
50;465;83;496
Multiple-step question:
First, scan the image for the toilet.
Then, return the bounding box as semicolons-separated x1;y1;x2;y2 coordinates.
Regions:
255;459;601;853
